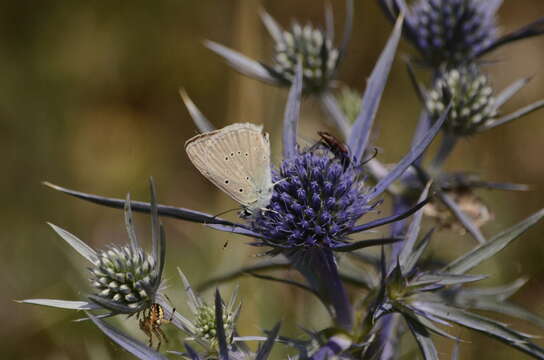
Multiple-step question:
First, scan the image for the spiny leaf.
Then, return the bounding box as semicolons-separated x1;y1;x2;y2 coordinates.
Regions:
283;60;303;160
443;209;544;274
86;311;168;360
413;302;544;359
18;299;101;310
399;182;431;271
405;316;439;360
205;40;279;85
255;323;281;360
47;223;98;264
43;181;238;226
179;89;215;132
348;15;404;162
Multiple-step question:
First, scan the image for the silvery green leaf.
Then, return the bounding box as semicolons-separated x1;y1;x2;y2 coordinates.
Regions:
255;323;281;360
405;316;439;360
443;208;544;275
43;181;238;226
149;178;160;262
324;2;334;41
47;223;98;264
413;302;544;358
259;10;284;44
182;343;202;360
465;299;544;329
348;15;404;162
493;77;531;110
394;302;457;340
227;283;240;314
332;237;402;252
338;0;354;61
410;273;487;287
409;110;432;154
233;336;268;342
438;191;486;244
403;229;433;274
18;299;101;310
283;60;303;160
88;295;144;314
412;313;459;341
179;89;215;132
86;311;168;360
156;224;166;293
349;197;431;233
178;268;203;313
215;290;230;360
319;91;350;139
481;99;544;132
73;312;116;322
399;182;431;271
124;193;139;253
457;277;528;301
204;40;279;85
406;61;427;104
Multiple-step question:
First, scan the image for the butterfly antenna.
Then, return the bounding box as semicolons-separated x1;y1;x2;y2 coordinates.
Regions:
272;178;288;187
209;207;242;222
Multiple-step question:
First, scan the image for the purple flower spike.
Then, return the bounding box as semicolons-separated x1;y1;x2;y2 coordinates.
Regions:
379;0;544;68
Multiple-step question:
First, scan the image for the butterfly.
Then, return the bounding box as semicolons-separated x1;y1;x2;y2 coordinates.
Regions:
185;123;274;217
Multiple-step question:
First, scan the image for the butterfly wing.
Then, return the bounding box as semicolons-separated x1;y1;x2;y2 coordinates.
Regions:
185;123;271;208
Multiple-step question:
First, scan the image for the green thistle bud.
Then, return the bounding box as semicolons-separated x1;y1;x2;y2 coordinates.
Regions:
90;246;159;310
194;304;235;342
427;65;497;135
336;86;361;124
272;23;339;92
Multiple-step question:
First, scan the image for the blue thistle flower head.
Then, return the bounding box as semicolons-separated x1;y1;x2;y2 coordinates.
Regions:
251;146;373;250
409;0;497;66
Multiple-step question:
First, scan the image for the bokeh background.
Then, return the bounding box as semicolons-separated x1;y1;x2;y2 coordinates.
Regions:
3;0;544;359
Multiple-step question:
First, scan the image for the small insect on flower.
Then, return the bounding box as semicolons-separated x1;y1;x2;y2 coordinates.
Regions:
185;123;274;217
138;303;175;350
317;131;351;168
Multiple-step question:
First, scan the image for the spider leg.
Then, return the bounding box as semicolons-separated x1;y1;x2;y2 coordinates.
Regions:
139;319;153;348
157;326;169;344
152;327;163;351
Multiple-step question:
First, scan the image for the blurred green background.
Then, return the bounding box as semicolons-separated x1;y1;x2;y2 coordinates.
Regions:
3;0;544;358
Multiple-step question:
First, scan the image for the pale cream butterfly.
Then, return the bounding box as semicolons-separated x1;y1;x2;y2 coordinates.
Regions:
185;123;274;216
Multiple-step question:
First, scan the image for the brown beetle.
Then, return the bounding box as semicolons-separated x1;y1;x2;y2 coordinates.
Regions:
317;131;351;168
